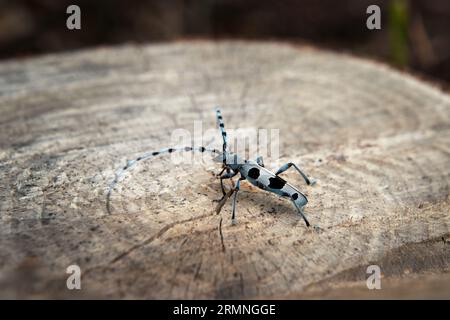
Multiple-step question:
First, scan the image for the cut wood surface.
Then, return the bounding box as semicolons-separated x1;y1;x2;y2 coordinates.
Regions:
0;41;448;299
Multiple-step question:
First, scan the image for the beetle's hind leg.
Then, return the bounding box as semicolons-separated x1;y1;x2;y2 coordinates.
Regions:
291;199;311;227
276;162;316;186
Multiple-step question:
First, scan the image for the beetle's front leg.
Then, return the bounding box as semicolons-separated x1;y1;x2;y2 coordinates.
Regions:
213;169;237;203
216;166;227;177
215;188;234;214
231;177;245;225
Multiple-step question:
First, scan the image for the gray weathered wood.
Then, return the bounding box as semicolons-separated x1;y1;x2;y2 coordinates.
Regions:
0;41;448;299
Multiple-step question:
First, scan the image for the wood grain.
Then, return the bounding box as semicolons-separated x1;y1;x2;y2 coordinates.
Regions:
0;41;448;299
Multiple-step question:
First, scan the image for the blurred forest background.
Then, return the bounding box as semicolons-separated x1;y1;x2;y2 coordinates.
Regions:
0;0;449;84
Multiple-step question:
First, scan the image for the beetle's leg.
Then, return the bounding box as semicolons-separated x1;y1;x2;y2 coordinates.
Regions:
231;178;244;225
213;169;237;203
220;169;236;194
215;188;234;214
216;166;227;177
292;200;310;227
275;162;316;186
215;175;242;216
255;156;265;167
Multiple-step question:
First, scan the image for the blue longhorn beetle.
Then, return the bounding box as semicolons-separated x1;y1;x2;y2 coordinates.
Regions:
107;108;316;227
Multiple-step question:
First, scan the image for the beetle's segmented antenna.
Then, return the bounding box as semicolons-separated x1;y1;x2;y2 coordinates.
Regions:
106;146;220;214
215;108;227;165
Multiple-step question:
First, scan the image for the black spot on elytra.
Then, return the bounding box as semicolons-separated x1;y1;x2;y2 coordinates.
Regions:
222;132;227;137
218;116;222;120
168;148;174;153
248;167;260;179
200;146;205;152
152;152;159;156
137;157;142;161
292;193;299;200
185;146;192;151
268;176;286;189
219;123;224;128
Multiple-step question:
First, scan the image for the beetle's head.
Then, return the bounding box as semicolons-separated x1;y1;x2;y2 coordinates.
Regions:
213;152;245;170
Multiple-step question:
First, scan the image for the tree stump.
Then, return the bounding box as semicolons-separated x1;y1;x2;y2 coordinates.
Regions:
0;41;448;299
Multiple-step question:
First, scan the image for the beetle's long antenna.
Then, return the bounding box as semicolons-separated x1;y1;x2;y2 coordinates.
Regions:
106;146;220;214
215;108;228;165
